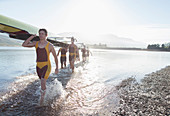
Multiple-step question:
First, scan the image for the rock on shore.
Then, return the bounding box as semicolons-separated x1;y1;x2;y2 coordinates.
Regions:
114;66;170;116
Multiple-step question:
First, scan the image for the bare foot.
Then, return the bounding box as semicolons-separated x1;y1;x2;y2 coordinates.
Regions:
39;89;46;106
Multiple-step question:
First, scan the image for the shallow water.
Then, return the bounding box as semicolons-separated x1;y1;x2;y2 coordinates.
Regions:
0;47;170;115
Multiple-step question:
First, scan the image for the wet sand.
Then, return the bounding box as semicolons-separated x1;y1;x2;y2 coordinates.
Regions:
114;66;170;116
0;74;61;115
0;61;96;116
0;63;170;115
0;65;74;115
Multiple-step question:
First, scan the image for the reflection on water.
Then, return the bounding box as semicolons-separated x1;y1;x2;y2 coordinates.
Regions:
58;67;119;115
0;47;170;115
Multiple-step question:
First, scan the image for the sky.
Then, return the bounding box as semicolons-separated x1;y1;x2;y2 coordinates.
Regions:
0;0;170;44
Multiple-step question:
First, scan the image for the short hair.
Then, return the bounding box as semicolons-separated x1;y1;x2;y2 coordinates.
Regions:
39;28;48;35
71;37;74;41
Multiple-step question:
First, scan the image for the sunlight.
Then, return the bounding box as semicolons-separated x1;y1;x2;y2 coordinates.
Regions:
60;0;125;34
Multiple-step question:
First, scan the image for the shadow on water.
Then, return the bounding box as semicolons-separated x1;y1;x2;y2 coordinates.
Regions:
0;61;86;116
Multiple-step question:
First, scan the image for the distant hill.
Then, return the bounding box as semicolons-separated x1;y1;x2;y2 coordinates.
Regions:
58;32;147;48
0;32;147;48
0;34;22;46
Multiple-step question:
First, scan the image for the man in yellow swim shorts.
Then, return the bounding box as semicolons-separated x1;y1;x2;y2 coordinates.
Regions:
22;29;58;105
68;37;79;73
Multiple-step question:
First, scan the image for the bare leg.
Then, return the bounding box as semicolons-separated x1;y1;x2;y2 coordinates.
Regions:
83;57;85;62
61;63;63;69
72;60;74;73
69;60;74;73
69;61;71;69
64;62;66;68
40;78;46;105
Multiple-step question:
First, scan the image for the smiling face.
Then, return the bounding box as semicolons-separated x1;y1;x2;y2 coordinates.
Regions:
39;29;47;40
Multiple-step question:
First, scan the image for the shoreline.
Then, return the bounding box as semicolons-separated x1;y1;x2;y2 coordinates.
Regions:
90;47;170;52
1;45;170;52
113;66;170;115
0;65;169;115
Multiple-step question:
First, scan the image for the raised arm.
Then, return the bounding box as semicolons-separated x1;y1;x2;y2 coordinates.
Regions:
57;48;61;56
22;34;36;47
50;44;58;74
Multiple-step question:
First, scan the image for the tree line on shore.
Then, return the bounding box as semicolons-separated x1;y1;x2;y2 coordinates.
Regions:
147;42;170;51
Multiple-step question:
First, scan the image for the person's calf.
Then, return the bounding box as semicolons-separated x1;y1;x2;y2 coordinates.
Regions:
64;63;66;68
61;63;64;69
41;78;46;90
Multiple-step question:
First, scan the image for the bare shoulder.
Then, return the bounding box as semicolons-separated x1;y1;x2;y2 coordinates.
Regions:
48;42;54;52
74;44;78;48
49;42;53;47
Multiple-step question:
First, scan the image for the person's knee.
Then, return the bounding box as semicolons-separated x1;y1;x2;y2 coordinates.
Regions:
41;86;46;90
41;78;46;82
